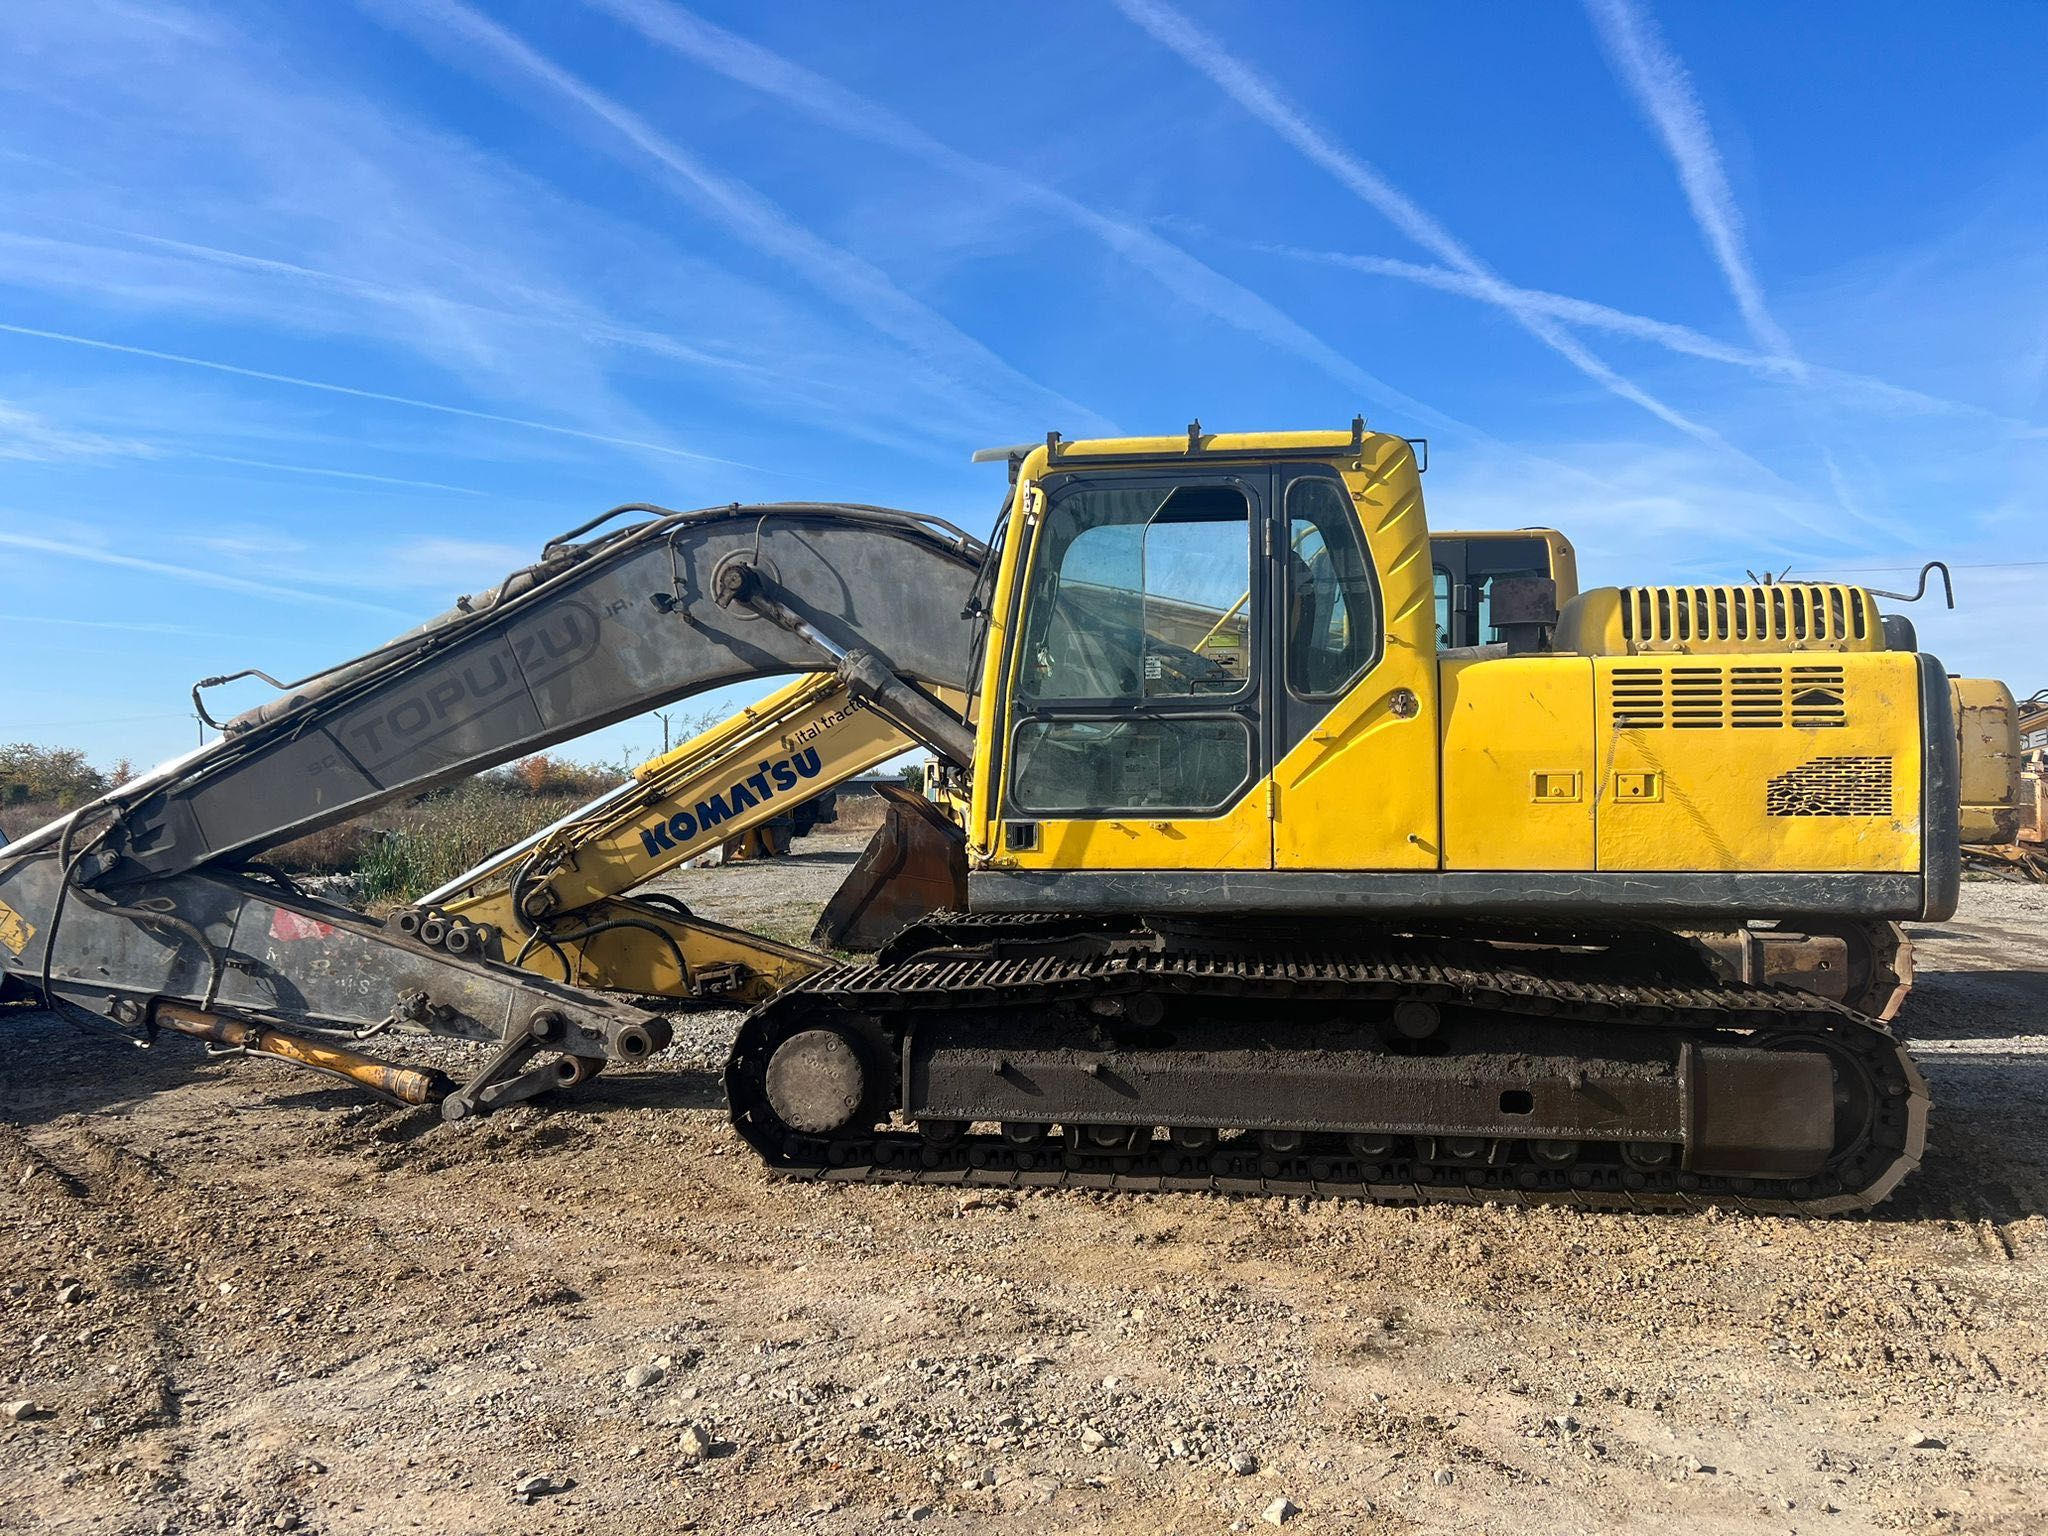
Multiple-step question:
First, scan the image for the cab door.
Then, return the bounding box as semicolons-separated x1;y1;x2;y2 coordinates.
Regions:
996;470;1273;872
1267;465;1439;869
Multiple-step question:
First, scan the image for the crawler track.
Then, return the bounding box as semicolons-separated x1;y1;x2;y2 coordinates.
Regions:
726;917;1928;1215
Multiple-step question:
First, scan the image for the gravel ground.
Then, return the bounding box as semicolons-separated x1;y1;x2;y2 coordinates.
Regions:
4;841;2046;1535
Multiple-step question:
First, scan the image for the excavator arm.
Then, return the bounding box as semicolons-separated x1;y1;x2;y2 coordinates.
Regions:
0;501;985;1115
405;670;965;1002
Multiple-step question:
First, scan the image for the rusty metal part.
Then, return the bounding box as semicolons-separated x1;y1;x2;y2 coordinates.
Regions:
1683;918;1912;1022
725;923;1928;1215
153;1002;448;1106
1962;843;2048;882
811;784;967;951
1682;928;1852;1004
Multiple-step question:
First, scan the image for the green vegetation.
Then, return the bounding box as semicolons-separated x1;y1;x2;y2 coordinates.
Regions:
0;743;134;827
274;759;624;905
347;780;590;904
0;743;629;908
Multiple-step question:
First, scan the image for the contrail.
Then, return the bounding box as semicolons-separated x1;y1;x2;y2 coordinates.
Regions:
18;228;964;463
83;227;775;385
1263;244;2030;427
0;530;415;617
373;0;1111;434
0;321;747;465
1583;0;1801;374
1111;0;1725;449
578;0;1478;441
177;451;487;496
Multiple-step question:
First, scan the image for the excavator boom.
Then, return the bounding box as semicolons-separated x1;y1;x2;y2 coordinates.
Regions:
0;501;984;1116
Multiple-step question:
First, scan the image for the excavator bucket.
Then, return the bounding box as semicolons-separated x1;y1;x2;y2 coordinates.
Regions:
812;783;966;952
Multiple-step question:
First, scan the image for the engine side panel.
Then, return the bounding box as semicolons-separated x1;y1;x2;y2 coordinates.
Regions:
1594;650;1925;875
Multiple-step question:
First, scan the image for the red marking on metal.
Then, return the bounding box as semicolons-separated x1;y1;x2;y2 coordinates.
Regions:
268;909;337;942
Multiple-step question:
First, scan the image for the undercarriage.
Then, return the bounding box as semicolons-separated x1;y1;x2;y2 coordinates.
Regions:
727;914;1926;1215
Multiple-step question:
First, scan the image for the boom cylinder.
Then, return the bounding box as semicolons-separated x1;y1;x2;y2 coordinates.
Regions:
153;1003;450;1106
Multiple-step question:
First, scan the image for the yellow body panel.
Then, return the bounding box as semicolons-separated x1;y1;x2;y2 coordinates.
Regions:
1273;434;1436;869
1594;652;1923;873
1952;676;2022;844
965;425;1955;902
1016;782;1274;871
1440;656;1596;871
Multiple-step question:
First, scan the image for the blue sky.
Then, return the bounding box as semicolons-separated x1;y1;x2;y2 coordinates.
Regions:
2;0;2043;772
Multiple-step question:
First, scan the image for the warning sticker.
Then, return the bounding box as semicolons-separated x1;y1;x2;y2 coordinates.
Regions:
0;898;35;957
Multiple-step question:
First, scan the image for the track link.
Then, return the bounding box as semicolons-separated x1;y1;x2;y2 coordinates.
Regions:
726;921;1928;1216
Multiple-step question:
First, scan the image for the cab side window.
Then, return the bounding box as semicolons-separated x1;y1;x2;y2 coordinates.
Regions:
1284;477;1378;696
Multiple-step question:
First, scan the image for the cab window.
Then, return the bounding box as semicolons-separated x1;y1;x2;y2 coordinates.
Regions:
1284;477;1377;696
1015;484;1252;704
1009;481;1256;814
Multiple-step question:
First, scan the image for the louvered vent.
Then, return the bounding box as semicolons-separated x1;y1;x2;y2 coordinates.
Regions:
1611;665;1848;729
1618;584;1871;647
1766;756;1894;816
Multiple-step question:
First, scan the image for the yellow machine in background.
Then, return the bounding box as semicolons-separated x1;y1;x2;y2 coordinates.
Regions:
400;673;961;1001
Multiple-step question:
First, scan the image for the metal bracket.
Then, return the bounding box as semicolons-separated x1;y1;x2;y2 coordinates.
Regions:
438;1028;543;1122
1865;560;1955;609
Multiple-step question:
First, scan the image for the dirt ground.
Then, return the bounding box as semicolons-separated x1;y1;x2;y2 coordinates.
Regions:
5;835;2047;1536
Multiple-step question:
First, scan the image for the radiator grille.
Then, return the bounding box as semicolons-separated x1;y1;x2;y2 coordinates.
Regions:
1766;756;1894;817
1611;665;1849;730
1619;584;1871;647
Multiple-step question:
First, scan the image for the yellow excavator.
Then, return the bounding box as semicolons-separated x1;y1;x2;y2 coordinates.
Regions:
0;425;2016;1213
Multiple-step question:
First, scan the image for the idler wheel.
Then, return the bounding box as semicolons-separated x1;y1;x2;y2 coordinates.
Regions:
764;1029;869;1136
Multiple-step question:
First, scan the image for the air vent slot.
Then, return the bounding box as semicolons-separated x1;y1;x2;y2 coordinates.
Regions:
1766;756;1894;816
1612;667;1666;728
1609;664;1848;730
1618;583;1871;647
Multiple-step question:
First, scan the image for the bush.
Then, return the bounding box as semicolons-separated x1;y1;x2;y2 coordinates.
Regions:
484;753;619;800
352;780;590;906
0;798;67;839
0;743;108;809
